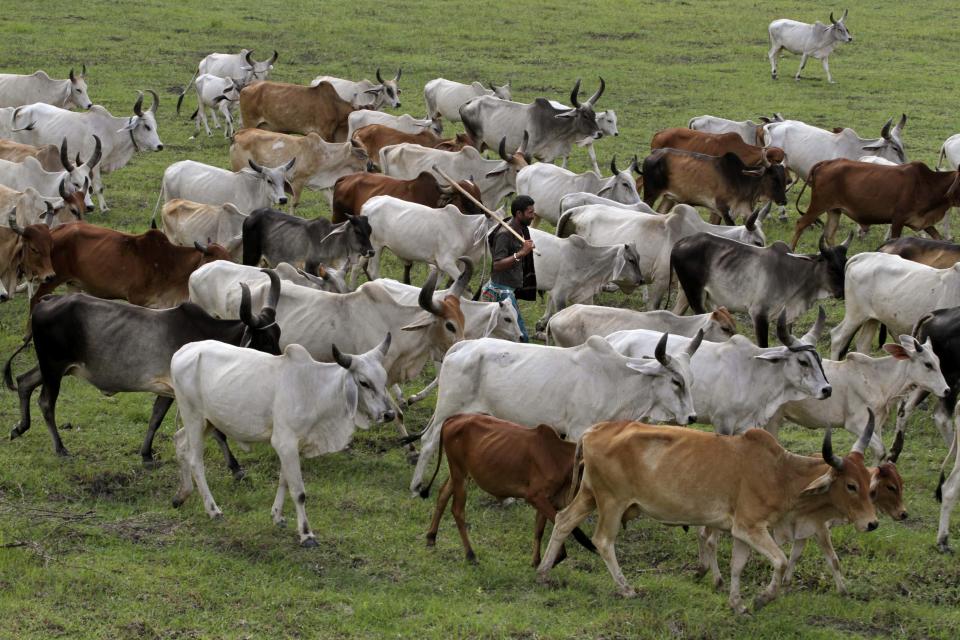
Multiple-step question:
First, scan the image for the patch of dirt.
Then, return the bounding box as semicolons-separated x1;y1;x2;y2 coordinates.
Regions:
75;470;138;499
102;513;180;546
806;615;890;638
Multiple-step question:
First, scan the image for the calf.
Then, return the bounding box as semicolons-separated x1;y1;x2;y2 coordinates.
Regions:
421;414;596;566
177;74;242;139
352;124;470;169
547;304;736;347
159;199;246;260
332;171;482;222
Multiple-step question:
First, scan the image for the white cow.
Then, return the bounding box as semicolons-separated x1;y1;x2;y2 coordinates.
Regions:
688;114;783;145
764;116;906;180
560;192;656;214
180;49;277;103
170;335;395;546
516;157;640;226
547;99;619;173
10;92;163;211
177;74;241;139
311;68;402;110
423;78;511;123
939;135;960;171
158;199;247;260
0;185;65;228
606;322;833;435
347;111;442;139
557;203;765;309
160;159;295;213
408;333;703;495
768;11;853;83
0;67;92;109
938;413;960;553
547;304;738;347
0;138;98;211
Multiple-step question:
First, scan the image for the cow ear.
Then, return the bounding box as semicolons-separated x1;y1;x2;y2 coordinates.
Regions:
554;110;578;120
754;351;787;363
401;311;435;331
283;180;294;195
882;343;910;360
801;471;835;496
624;359;659;376
484;164;509;178
344;376;359;418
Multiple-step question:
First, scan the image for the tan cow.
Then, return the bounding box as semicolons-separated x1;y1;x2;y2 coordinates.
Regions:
0;212;56;301
229;129;369;208
0;139;64;172
352;124;471;170
159;199;246;260
537;417;878;614
239;80;357;142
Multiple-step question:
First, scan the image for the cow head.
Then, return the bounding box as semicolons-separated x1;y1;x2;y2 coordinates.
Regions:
119;90;164;152
242;49;278;81
817;233;851;298
622;331;701;426
805;412;879;534
238;268;282;355
883;336;949;398
863;114;906;163
67;65;93;110
741;202;768;246
705;307;737;341
247;157;296;206
598;156;641;205
484;134;530;192
490;80;511;101
401;260;471;351
555;78;605;141
828;9;853;43
596;110;619;137
874;431;908;520
368;68;402;109
756;162;788;206
485;298;523;341
609;242;644;294
193;240;232;264
57;177;88;219
6;210;56;293
61;135;100;211
763;311;832;401
332;333;396;426
321;213;375;259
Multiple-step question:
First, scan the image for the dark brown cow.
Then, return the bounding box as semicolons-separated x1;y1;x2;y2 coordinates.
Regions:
791;160;960;249
0;214;55;301
332;171;483;222
351;124;471;169
651;127;785;168
239;81;359;142
877;236;960;269
30;222;230;310
421;413;596;566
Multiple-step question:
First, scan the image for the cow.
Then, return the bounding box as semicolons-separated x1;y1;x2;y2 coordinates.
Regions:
0;67;93;109
939;134;960;172
179;49;277;101
158;199;246;260
641;148;786;225
0;139;70;172
160;158;296;213
0;213;55;302
310;68;402;110
170;333;394;546
4;270;281;465
30;222;230;310
242;207;374;274
459;78;606;161
420;414;596;566
536;416;878;613
790;160;960;249
545;102;619;174
559;192;656;214
423;78;512;123
0;137;98;213
672;232;848;347
547;304;737;347
408;332;703;495
177;74;242;139
764;116;907;180
528;228;643;331
688;114;784;145
352;125;470;170
331;171;483;222
768;10;853;82
878;237;960;269
380;137;529;207
239;80;358;142
358;196;492;283
606;316;832;435
9;92;164;211
651;128;785;169
229;129;369;208
347;111;442;139
0;184;78;228
515;157;641;227
558;203;767;310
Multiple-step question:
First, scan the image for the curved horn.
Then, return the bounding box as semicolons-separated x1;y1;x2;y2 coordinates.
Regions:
58;177;69;200
245;50;255;66
518;130;531;163
283;156;296;172
776;310;798;347
418;268;442;315
449;257;474;299
261;268;281;312
895;113;907;132
880;117;893;140
247;159;264;174
269;50;279;65
801;306;827;346
761;147;772;168
59;138;75;172
687;329;704;357
69;68;76;82
829;11;836;24
497;137;509;162
81;63;87;78
8;209;22;236
133;91;144;117
841;8;848;20
147;89;159;114
376;67;385;84
654;332;671;366
586;77;605;106
194;240;210;255
840;231;853;248
853;408;876;455
238;282;257;328
629;155;640;174
85;135;102;170
888;429;904;463
569;78;582;109
822;428;845;470
745;203;765;230
913;336;923;353
610;155;619;175
332;344;353;369
377;332;392;358
394;68;401;82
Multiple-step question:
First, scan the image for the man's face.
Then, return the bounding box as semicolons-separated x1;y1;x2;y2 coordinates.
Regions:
517;205;536;226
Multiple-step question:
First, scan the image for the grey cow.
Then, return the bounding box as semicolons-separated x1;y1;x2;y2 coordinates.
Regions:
768;10;853;83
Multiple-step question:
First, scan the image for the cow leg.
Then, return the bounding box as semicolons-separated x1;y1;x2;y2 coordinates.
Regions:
696;527;723;589
448;467;475;562
405;375;438;408
559;154;569;170
821;56;835;84
211;428;244;480
402;262;414;285
740;526;787;611
171;427;196;508
752;312;770;349
895;388;929;439
271;469;288;527
853;319;880;355
889;220;905;240
526;493;568;568
179;419;222;518
271;434;316;547
934;396;956;449
532;510;548;568
537;485;596;580
925;225;944;240
536;294;557;334
811;524;847;593
768;44;782;79
37;375;68;457
141;396;174;467
199;107;213;137
782;537;807;588
587;145;601;176
795;53;809;80
938;425;960;553
426;476;454;547
824;211;842;246
93;166;108;212
829;315;864;360
592;501;634;597
9;366;42;441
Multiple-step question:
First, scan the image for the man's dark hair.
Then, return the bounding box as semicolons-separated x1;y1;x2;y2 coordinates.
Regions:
511;195;535;215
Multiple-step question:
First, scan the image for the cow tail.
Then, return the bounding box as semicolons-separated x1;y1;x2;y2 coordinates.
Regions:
177;70;199;116
419;426;444;500
566;438;585;506
877;325;888;349
794;178;811;215
570;526;597;554
4;334;33;391
936;431;959;502
149;186;164;231
938;146;946;172
912;312;936;340
241;213;262;266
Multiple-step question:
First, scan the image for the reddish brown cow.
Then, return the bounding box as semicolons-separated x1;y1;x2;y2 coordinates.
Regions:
0;214;55;301
651;128;785;168
351;124;471;169
791;160;960;249
332;171;483;222
31;222;230;309
239;80;359;142
877;236;960;269
422;413;596;566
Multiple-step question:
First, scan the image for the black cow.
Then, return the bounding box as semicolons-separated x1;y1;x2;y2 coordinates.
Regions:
242;207;374;275
4;270;283;474
641;148;787;225
672;233;849;348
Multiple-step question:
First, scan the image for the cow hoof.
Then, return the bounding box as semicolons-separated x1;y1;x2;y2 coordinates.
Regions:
753;593;775;611
275;518;287;528
55;447;70;458
172;495;185;509
9;426;22;440
617;587;637;599
62;422;74;430
466;551;478;564
142;458;160;470
425;535;436;547
937;539;953;554
209;510;223;520
406;451;419;466
301;537;319;548
232;467;246;482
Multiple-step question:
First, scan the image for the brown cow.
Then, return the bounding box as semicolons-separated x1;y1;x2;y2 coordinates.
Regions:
877;236;960;269
0;212;55;301
651;127;785;168
239;80;358;142
421;413;596;566
352;124;471;169
791;160;960;249
331;171;483;222
0;139;65;172
537;417;878;613
31;222;230;309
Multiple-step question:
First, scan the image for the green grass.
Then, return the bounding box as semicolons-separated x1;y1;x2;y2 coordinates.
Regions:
2;0;960;637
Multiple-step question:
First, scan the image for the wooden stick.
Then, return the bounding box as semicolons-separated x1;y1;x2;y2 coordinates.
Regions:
431;165;539;255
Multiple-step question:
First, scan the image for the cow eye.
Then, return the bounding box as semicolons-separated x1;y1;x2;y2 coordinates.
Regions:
799;360;810;368
925;363;934;370
887;484;897;492
846;482;857;492
504;317;513;323
144;124;152;131
358;379;370;389
445;321;456;332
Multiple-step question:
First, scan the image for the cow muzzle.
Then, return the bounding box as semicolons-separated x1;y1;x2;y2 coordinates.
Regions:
278;196;288;205
381;410;396;423
865;520;879;532
896;511;908;521
819;386;833;399
0;293;8;303
365;249;376;258
43;273;56;283
686;414;698;425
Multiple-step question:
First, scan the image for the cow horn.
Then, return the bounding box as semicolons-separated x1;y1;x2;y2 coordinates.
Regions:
629;155;640;174
85;135;102;170
284;157;296;172
822;428;845;471
376;67;385;84
745;203;765;230
7;209;22;236
245;50;255;67
776;310;799;348
880;117;893;140
569;78;582;109
394;68;401;82
59;138;75;172
687;329;704;357
654;332;671;366
418;268;443;315
81;63;87;78
43;202;55;226
377;332;392;358
800;306;826;346
586;77;605;107
147;89;159;114
58;177;69;199
133;91;144;117
761;147;772;168
840;231;853;248
261;268;281;313
895;113;907;132
887;430;904;463
497;137;510;162
332;344;353;369
69;68;76;83
248;159;264;174
841;8;848;21
852;409;876;455
449;257;474;299
194;240;210;255
517;130;531;164
238;282;256;328
912;336;923;353
829;11;836;24
269;50;279;65
610;155;619;175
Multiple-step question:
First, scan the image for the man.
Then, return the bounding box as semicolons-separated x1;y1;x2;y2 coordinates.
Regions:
481;195;537;342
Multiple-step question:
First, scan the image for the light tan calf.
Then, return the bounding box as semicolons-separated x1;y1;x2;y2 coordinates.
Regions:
159;199;246;260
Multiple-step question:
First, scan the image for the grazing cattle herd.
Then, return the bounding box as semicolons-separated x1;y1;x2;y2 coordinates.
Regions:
6;8;960;616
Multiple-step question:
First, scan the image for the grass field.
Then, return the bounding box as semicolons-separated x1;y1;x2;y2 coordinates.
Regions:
2;0;960;637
